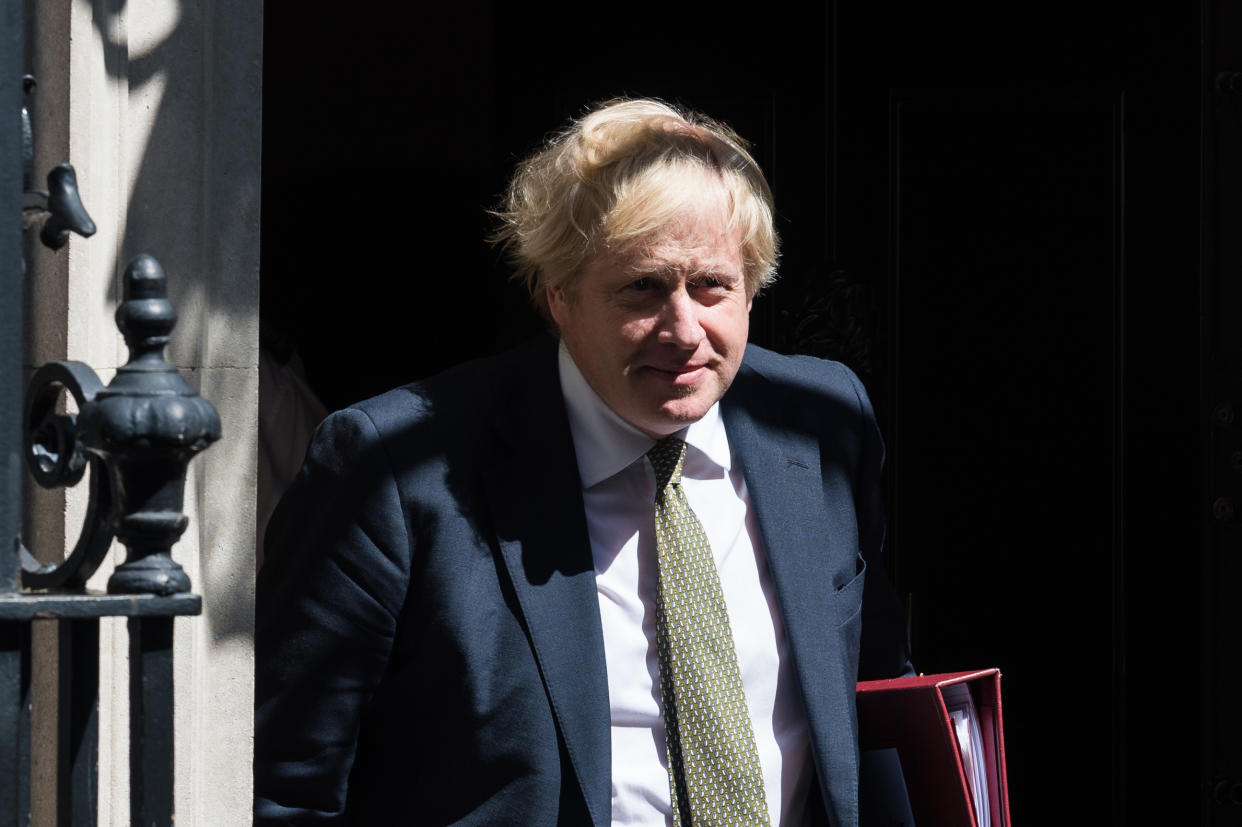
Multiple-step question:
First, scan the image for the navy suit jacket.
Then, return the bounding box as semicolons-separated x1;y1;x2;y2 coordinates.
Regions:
254;335;911;826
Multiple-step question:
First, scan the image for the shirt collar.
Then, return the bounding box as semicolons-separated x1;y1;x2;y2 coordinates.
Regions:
558;341;732;488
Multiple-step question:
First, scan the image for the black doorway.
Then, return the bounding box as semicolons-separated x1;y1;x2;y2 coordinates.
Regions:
262;3;1213;822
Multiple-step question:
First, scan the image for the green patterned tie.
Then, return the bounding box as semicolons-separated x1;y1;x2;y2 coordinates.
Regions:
648;437;771;827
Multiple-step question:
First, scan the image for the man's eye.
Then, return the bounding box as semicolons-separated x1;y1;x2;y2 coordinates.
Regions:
629;278;653;291
693;276;727;291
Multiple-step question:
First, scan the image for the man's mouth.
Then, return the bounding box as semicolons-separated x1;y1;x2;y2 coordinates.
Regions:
644;364;708;386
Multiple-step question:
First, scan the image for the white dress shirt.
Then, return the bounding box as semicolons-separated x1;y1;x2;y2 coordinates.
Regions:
558;343;812;826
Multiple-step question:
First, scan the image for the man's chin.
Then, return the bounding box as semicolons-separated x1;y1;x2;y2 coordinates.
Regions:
651;398;714;431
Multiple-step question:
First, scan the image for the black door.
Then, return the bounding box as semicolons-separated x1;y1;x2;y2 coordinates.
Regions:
831;3;1204;824
263;3;1212;822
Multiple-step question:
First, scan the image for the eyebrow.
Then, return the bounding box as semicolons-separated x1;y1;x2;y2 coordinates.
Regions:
621;261;741;282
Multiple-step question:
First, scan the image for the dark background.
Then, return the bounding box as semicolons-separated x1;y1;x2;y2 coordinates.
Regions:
263;2;1236;823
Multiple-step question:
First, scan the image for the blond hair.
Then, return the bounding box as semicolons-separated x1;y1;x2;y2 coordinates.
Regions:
493;98;779;319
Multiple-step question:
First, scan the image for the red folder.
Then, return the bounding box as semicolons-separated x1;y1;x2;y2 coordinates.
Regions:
856;668;1012;827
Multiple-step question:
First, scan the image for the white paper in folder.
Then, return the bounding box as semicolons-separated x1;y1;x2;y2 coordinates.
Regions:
942;682;990;827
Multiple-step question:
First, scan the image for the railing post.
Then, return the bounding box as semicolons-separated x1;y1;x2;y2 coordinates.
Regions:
2;0;27;595
0;622;31;826
58;619;99;827
2;1;29;825
128;617;174;825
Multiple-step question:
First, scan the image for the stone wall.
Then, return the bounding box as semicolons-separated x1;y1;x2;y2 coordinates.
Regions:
24;0;260;823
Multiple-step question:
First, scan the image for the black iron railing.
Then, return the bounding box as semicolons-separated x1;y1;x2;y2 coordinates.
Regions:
1;7;219;824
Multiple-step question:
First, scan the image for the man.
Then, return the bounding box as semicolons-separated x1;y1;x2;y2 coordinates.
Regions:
255;98;911;826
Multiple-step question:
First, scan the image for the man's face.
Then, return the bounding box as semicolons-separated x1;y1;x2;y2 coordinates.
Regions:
548;199;752;439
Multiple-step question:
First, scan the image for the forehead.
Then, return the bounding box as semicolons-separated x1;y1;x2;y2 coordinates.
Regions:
613;202;744;276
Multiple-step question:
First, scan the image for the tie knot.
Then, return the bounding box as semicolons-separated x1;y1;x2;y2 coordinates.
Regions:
648;437;687;491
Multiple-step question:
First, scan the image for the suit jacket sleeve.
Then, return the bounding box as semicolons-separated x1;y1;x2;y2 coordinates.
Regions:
254;407;412;824
844;366;914;681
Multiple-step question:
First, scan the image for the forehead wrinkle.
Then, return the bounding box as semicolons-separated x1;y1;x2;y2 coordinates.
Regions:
619;255;736;281
624;235;740;274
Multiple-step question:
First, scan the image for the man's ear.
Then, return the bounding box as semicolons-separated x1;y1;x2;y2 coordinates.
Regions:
547;285;567;327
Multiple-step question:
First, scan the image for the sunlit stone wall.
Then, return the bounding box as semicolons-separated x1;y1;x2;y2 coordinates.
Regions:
24;0;260;823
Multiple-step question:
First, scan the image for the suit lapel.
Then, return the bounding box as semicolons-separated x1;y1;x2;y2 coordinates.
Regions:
723;356;861;825
482;341;611;827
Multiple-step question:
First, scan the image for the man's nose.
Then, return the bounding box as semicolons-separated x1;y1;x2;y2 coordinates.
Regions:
657;289;704;349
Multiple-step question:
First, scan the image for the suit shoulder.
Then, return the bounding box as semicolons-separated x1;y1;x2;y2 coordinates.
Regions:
305;337;556;473
741;344;868;408
341;336;555;436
